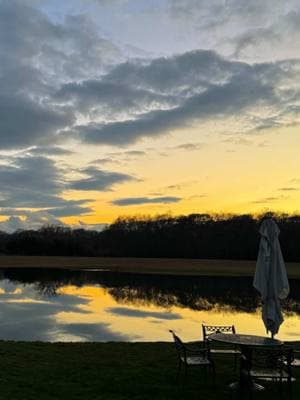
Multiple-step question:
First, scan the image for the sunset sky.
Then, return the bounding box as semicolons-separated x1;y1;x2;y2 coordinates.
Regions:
0;0;299;231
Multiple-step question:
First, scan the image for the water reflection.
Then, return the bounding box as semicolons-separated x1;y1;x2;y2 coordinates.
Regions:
0;268;299;342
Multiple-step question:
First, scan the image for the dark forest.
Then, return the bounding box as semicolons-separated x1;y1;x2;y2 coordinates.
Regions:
1;213;300;261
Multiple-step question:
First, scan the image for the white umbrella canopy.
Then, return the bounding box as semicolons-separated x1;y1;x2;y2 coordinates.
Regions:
253;218;289;337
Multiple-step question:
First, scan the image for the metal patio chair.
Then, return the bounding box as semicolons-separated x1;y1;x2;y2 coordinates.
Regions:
284;344;300;368
240;346;295;396
202;324;240;369
169;330;215;384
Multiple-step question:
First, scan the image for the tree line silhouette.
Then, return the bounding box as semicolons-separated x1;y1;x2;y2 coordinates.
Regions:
0;212;300;261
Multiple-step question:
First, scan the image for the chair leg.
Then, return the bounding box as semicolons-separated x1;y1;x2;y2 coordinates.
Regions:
184;364;188;379
210;361;216;384
287;376;293;400
176;361;182;383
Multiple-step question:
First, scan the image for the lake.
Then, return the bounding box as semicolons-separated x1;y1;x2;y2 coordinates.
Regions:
0;268;299;342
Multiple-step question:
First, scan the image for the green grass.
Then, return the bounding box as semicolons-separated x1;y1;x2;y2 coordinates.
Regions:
1;255;300;278
0;341;299;400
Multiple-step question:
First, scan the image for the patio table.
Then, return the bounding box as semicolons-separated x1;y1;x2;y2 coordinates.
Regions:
209;333;283;391
209;333;283;348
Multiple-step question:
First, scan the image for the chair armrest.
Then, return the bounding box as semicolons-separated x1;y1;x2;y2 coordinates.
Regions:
184;344;209;356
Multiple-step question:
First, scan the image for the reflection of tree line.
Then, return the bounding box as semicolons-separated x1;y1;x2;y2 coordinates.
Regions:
1;268;300;314
1;213;300;260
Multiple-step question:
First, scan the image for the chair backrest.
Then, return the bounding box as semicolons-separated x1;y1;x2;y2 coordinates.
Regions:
169;330;186;361
202;324;236;341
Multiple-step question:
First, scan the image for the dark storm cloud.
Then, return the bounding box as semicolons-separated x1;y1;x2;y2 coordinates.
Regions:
0;94;74;149
0;0;122;85
55;80;174;117
69;167;137;191
104;49;232;92
111;196;181;206
0;0;124;150
1;0;299;150
74;73;275;145
0;156;65;196
44;206;92;217
67;50;298;146
0;156;135;218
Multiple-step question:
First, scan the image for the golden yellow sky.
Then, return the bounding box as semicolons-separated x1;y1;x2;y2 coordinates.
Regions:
61;123;300;226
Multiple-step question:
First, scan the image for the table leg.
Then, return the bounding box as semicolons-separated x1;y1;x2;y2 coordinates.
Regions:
229;345;265;392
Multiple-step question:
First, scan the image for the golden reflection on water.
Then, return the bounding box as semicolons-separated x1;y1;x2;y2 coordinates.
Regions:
57;285;300;342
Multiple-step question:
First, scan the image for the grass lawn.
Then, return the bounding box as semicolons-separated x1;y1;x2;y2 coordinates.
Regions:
1;255;300;278
0;341;299;400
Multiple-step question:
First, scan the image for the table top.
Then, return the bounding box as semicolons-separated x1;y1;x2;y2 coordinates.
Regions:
209;333;283;347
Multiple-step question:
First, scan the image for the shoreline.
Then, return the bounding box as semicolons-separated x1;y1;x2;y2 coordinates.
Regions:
0;255;300;278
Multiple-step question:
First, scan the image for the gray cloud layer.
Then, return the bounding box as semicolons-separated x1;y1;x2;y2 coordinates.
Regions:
1;0;299;151
0;0;124;150
65;51;299;145
0;155;136;224
69;167;137;191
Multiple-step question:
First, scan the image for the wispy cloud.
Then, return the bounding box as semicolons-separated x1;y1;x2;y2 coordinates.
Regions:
69;167;137;191
251;196;287;204
278;187;299;191
111;196;182;206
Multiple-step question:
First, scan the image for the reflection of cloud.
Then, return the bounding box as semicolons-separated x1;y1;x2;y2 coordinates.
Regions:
58;322;133;341
0;301;84;341
106;306;182;320
0;282;91;341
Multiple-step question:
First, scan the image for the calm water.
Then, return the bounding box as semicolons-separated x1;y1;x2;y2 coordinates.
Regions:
0;268;299;342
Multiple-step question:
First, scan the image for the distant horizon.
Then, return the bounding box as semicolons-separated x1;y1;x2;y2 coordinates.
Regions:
1;0;299;232
1;209;300;233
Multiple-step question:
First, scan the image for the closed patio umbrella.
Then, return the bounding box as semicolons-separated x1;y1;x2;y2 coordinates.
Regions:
253;218;289;337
